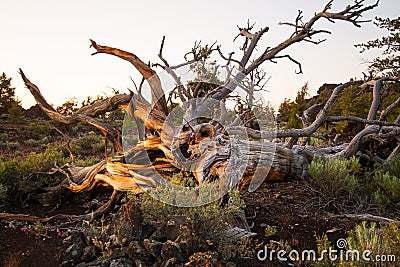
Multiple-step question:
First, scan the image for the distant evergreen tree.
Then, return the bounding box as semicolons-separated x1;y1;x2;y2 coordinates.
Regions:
355;17;400;77
0;72;17;115
278;83;309;129
8;101;24;123
56;98;78;115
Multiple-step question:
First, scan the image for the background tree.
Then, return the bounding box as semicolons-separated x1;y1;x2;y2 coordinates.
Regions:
8;101;24;123
278;83;309;129
355;16;400;77
56;98;78;115
0;72;18;115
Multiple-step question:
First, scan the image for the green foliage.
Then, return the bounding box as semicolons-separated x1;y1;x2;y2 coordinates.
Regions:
264;225;278;237
0;183;7;200
314;222;399;266
0;132;8;141
6;141;20;151
374;171;400;198
278;83;309;129
71;132;105;154
218;237;260;261
0;72;17;115
34;221;47;234
25;138;40;147
382;155;400;178
21;120;53;140
308;157;360;210
374;190;390;213
56;98;78;115
137;186;245;237
314;234;339;267
169;172;198;187
355;17;400;77
346;221;400;264
0;145;67;191
330;84;372;133
309;137;324;147
373;170;400;212
135;182;251;262
8;101;24;123
372;156;400;212
74;156;101;167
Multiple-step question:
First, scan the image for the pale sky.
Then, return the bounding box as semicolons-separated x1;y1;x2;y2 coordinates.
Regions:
1;0;399;110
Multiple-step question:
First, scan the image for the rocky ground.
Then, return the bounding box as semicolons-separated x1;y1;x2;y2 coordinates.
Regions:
0;179;357;267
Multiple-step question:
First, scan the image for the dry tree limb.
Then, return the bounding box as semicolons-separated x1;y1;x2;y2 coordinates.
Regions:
20;69;127;152
339;77;400;157
330;213;398;225
90;40;168;115
210;1;379;101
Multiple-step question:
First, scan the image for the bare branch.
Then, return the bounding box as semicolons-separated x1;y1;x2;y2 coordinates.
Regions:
271;55;303;74
245;0;379;74
380;96;400;121
90;39;168;115
217;46;241;65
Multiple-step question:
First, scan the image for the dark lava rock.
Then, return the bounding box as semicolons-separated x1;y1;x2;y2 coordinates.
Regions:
165;215;189;241
175;232;208;259
184;251;219;267
76;258;134;267
161;240;181;261
143;238;163;258
163;257;180;267
62;231;86;263
82;245;96;262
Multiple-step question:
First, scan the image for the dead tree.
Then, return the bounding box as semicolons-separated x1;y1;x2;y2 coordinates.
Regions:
4;0;400;221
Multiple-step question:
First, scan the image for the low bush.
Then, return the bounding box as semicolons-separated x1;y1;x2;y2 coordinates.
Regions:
0;183;7;201
308;156;361;211
0;145;67;192
6;141;20;151
347;221;399;266
313;221;399;266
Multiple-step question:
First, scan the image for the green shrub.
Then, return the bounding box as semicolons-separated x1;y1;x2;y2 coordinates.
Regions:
218;237;260;261
374;190;390;213
373;171;400;198
0;183;7;200
346;221;399;265
0;145;67;192
72;133;104;154
75;156;101;167
0;132;8;141
383;155;400;178
372;170;400;212
313;222;399;266
25;138;40;147
136;183;246;238
21;121;53;140
308;156;361;211
314;234;339;267
6;141;20;150
8;102;24;123
264;225;278;237
309;137;325;147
